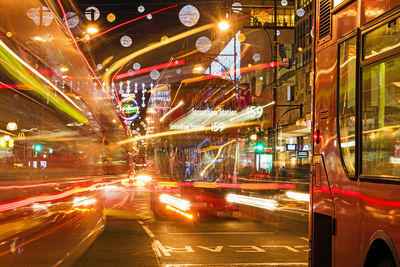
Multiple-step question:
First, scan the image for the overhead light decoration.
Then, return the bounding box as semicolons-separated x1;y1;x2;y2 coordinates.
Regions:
276;30;281;36
179;5;200;27
138;5;145;13
27;7;53;26
176;68;182;74
85;6;100;21
6;32;12;38
281;0;288;6
34;144;42;152
237;33;246;42
64;12;79;28
161;35;169;42
107;13;116;22
6;122;18;131
195;36;212;53
296;8;306;17
253;53;261;62
120;35;133;47
232;2;242;13
147;14;152;20
133;62;141;70
150;69;160;80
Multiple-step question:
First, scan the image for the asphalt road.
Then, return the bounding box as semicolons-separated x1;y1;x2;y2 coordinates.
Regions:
74;217;308;266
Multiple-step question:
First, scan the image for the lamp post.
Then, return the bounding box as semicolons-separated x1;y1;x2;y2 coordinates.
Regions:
274;103;303;177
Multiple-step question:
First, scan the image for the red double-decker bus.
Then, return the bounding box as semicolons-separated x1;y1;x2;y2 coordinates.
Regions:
311;0;400;265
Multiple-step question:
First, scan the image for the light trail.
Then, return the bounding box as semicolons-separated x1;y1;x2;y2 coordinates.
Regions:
226;193;278;210
115;60;185;80
56;0;103;88
230;101;275;122
160;194;191;211
103;24;213;91
200;139;237;177
117;120;263;145
160;101;184;122
0;40;83;113
87;5;178;41
285;191;310;202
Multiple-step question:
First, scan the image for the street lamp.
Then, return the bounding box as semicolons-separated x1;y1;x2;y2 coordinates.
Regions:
218;20;230;31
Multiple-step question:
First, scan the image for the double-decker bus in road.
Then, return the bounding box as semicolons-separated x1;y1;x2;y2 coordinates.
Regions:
311;0;400;266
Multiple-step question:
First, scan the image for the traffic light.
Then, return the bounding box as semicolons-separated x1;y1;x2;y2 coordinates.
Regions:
254;141;265;152
34;144;42;152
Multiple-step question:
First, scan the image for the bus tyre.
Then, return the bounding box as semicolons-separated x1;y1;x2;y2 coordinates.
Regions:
377;258;395;267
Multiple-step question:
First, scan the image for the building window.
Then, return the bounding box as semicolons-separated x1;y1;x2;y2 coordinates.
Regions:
338;37;357;175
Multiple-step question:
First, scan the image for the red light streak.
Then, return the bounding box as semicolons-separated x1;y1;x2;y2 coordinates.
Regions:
88;5;179;41
317;186;400;207
115;60;185;80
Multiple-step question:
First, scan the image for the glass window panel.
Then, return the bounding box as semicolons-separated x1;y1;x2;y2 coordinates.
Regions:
362;55;400;177
338;37;357;174
364;17;400;59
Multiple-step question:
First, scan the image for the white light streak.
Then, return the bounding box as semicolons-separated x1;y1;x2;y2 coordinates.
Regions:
160;101;183;122
159;194;191;211
226;193;277;210
285;191;310;202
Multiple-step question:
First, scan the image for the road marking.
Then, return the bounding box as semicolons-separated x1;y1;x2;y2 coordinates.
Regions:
163;263;308;266
142;225;155;239
299;237;308;241
168;232;273;235
262;245;300;252
154;240;171;257
229;245;265;252
197;246;224;252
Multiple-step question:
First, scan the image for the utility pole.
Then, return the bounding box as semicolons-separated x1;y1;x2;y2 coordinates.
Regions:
272;0;278;176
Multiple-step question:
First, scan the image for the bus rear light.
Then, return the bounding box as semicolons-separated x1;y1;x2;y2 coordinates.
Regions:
313;129;321;144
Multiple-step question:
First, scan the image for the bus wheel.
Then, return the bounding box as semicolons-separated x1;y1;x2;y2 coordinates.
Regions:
377;258;395;267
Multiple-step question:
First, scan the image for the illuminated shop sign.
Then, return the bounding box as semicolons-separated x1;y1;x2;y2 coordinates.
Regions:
286;144;297;151
297;150;309;158
118;97;139;122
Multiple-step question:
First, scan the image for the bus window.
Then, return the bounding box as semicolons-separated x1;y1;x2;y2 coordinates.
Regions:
362;56;400;177
338;37;357;175
363;17;400;60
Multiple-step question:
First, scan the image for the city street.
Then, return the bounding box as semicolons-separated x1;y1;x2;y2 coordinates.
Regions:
74;190;309;266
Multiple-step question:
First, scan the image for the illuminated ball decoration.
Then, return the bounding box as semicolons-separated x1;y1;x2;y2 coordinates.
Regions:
297;8;306;17
120;35;133;47
64;12;79;28
96;64;102;70
276;30;281;36
195;36;211;53
6;32;12;38
179;5;200;27
237;33;246;42
281;0;288;6
147;14;152;20
27;7;54;26
232;2;242;13
161;35;169;42
253;53;261;62
257;12;268;23
133;62;141;70
85;6;100;21
84;34;90;40
138;5;145;13
150;70;160;80
107;13;116;22
176;68;182;74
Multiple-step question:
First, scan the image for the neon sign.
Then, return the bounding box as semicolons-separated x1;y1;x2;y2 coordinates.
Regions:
118;97;140;122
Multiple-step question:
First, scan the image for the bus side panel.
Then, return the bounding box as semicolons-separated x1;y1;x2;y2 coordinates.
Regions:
359;183;400;264
314;42;362;267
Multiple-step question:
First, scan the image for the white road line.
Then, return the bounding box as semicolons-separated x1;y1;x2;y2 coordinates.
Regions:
154;240;172;257
299;237;309;242
167;232;273;235
142;225;155;239
162;263;308;266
